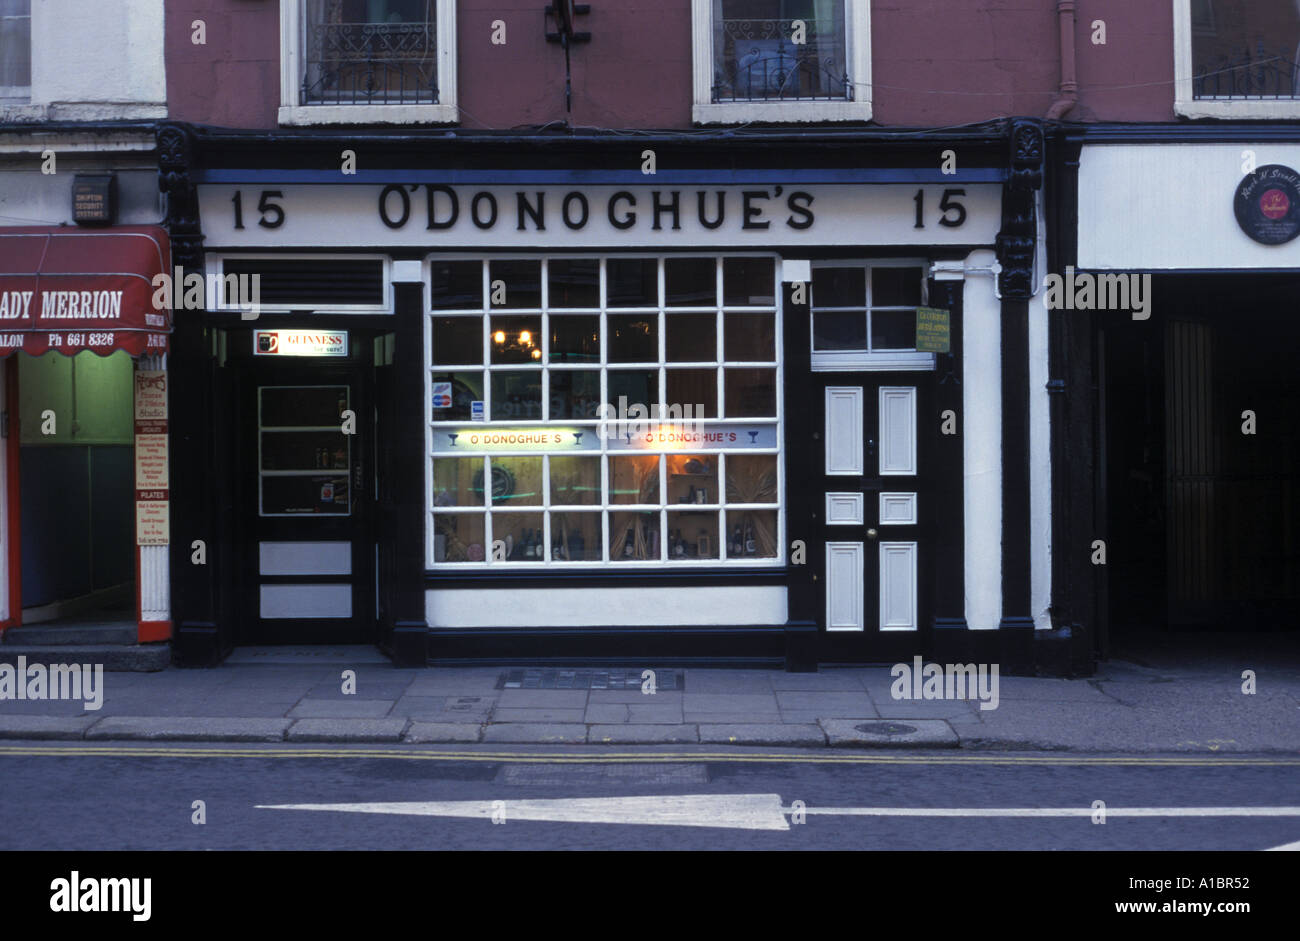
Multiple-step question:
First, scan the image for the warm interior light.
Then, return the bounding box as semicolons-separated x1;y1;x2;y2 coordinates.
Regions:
531;348;542;360
493;330;506;344
519;330;532;345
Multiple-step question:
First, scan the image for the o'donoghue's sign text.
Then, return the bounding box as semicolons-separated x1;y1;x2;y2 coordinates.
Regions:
197;183;1000;249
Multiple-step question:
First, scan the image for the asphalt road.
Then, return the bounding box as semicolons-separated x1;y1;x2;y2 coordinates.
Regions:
2;743;1297;851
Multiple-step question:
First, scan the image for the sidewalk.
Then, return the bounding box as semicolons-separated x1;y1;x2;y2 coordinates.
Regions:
1;643;1298;751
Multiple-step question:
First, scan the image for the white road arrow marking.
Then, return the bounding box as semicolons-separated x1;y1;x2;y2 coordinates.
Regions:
257;796;1300;832
258;794;790;830
1265;839;1300;851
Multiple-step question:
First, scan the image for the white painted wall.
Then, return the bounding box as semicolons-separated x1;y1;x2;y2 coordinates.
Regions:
961;250;1002;630
1079;144;1300;270
21;0;166;120
427;586;788;628
1030;191;1052;629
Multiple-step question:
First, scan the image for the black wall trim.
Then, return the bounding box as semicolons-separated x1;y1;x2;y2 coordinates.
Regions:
425;569;789;589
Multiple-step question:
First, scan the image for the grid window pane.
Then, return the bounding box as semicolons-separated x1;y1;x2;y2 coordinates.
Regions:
549;314;600;363
664;257;717;306
667;453;718;505
713;0;848;102
606;258;658;306
1191;0;1300;100
431;261;482;309
550;456;601;506
548;258;600;307
430;371;483;421
489;259;542;308
491;371;542;420
812;311;866;351
488;456;543;506
610;455;660;505
549;370;602;420
871;309;917;350
433;513;486;563
492;512;546;561
725;510;778;559
490;315;542;364
667;511;719;560
609;510;660;561
723;257;777;305
725;454;777;504
724;368;777;418
433;457;484;508
431;317;482;365
606;369;658;411
813;267;865;307
872;267;924;307
550;511;600;561
665;369;718;418
724;313;775;361
666;313;717;362
608;314;658;363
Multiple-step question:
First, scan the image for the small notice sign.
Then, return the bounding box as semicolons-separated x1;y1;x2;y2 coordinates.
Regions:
136;501;169;546
915;307;951;353
254;330;348;357
470;400;485;422
432;381;452;408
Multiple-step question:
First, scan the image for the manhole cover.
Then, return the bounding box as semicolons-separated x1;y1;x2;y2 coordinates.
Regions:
497;668;682;691
855;722;917;735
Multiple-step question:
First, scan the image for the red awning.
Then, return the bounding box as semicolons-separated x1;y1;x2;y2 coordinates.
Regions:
0;225;171;357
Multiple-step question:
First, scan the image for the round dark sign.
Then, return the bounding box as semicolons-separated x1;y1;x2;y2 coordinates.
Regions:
1234;164;1300;245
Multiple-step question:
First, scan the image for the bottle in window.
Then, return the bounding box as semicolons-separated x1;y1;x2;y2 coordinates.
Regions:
552;532;564;561
731;525;743;557
673;529;686;559
622;529;635;558
745;522;756;556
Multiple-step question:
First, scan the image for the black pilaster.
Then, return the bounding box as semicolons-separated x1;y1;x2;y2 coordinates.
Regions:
781;279;819;670
928;276;967;636
390;281;428;665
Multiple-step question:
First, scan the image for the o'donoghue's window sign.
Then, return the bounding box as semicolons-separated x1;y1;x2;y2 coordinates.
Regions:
196;183;1001;248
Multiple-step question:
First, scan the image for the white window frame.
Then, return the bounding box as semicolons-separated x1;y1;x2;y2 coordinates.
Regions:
424;253;785;570
1174;0;1300;119
809;259;936;372
279;0;457;126
0;0;31;102
691;0;871;123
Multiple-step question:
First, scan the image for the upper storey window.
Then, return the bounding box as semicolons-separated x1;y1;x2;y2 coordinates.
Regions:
1176;0;1300;117
0;0;30;102
692;0;872;123
280;0;457;125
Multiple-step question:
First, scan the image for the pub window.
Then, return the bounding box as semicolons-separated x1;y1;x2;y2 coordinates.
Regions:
428;255;782;568
281;0;457;124
0;0;31;102
691;0;871;122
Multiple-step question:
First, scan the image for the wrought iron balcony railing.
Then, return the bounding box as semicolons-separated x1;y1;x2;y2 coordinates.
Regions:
302;20;437;105
1194;40;1300;99
713;17;850;102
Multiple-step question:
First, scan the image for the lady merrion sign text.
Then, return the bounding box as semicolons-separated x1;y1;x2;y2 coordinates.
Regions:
197;183;1001;248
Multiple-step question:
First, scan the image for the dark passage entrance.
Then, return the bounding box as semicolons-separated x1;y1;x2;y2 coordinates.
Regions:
1101;274;1300;648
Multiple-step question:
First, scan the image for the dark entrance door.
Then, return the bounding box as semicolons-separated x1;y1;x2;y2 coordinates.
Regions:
235;360;375;644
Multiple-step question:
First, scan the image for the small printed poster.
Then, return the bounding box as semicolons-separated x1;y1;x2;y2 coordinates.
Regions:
915;307;951;353
432;381;452;408
136;501;169;546
134;370;167;420
135;433;169;489
470;400;486;421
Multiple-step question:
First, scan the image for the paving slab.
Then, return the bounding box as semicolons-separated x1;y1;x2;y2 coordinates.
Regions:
820;718;959;748
683;693;780;713
769;672;867;691
403;722;483;743
496;689;590;707
776;691;876;714
86;717;290;742
584;703;629;723
482;723;587;744
0;715;101;739
682;670;775;694
626;703;685;723
286;719;408;742
287;699;396;718
490;707;588;723
588;689;683;705
699;724;826;746
588;724;700;744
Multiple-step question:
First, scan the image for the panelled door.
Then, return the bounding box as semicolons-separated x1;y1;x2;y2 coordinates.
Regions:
237;365;375;643
818;376;926;658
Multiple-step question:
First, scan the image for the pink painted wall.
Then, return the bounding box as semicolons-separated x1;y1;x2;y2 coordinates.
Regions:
165;1;1184;131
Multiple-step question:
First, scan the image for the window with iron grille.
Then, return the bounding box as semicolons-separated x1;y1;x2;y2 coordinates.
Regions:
712;0;849;102
1191;0;1300;100
303;0;437;105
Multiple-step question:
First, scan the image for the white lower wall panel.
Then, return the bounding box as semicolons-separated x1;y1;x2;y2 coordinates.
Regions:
879;541;918;631
426;586;788;628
